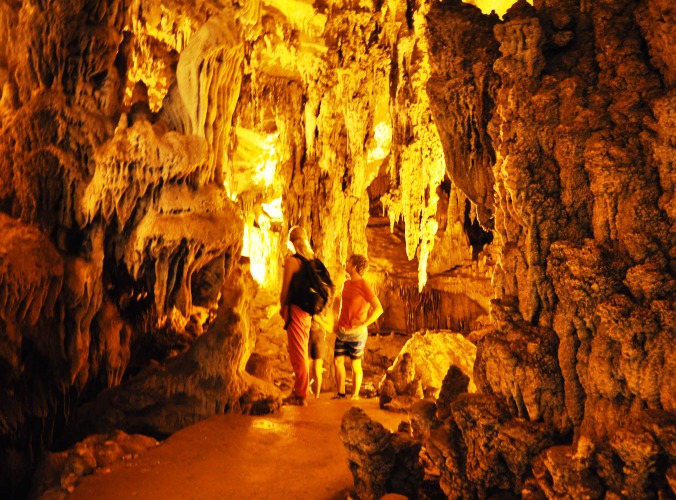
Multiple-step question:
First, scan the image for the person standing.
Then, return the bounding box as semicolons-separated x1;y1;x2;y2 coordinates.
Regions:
279;226;314;406
333;254;383;400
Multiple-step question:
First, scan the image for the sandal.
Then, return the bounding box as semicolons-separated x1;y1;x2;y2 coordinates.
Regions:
332;393;346;400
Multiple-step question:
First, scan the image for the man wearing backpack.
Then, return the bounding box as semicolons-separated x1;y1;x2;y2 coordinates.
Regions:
279;226;332;406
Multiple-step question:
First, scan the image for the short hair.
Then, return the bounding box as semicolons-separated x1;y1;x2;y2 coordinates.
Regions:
348;254;368;274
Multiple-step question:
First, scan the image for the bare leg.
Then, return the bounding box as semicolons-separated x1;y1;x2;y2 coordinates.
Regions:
308;361;315;395
311;359;323;397
350;358;363;400
334;356;346;395
310;359;324;398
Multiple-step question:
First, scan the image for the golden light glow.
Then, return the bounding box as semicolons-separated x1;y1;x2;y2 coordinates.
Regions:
235;128;280;189
396;331;478;398
264;0;327;39
123;6;197;111
124;37;171;111
261;197;283;220
469;0;532;17
367;121;392;164
255;135;278;188
383;8;445;292
250;419;288;431
132;4;195;53
242;212;277;285
242;197;283;287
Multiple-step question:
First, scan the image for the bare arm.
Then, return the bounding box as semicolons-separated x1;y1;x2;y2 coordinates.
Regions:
362;295;384;328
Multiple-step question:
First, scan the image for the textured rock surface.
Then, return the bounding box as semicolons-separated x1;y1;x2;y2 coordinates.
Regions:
0;0;673;497
0;1;273;496
378;330;477;412
340;406;423;500
28;431;159;499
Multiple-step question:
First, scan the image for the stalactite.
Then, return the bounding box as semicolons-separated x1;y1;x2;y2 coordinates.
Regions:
81;120;207;227
0;0;673;497
0;214;64;328
388;282;443;333
427;185;475;275
426;1;499;224
176;8;244;186
125;218;241;317
383;4;446;292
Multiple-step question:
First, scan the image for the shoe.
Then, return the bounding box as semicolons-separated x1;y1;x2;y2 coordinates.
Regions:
282;394;307;406
332;393;346;400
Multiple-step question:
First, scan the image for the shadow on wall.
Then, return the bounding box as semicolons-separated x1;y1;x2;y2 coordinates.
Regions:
463;198;494;260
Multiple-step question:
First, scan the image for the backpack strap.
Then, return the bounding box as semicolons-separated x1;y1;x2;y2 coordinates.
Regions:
294;253;310;263
283;304;292;330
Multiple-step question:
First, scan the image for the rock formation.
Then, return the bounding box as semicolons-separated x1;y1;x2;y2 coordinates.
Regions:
0;0;673;497
340;406;425;500
378;331;477;411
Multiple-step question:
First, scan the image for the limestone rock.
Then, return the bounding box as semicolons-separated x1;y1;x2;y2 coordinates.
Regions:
532;445;603;500
29;430;159;499
340;406;395;500
387;432;425;499
395;330;476;396
495;418;554;492
245;352;275;383
425;419;472;499
435;365;470;421
0;0;673;496
67;260;280;441
450;394;515;496
610;427;662;499
0;213;63;340
340;406;424;500
475;324;571;436
378;330;476;412
426;0;499;218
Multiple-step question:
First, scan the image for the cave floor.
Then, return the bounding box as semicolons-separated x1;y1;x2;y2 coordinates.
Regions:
69;394;405;500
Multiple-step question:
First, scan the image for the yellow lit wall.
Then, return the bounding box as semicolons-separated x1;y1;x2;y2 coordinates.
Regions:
470;0;532;17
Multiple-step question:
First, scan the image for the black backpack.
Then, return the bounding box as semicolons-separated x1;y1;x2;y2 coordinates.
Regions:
288;255;334;315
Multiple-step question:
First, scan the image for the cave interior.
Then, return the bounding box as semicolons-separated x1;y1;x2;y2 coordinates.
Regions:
0;0;674;498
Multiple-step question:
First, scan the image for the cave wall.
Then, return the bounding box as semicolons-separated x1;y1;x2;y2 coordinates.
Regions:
483;0;674;440
428;0;675;497
0;0;262;495
0;0;673;497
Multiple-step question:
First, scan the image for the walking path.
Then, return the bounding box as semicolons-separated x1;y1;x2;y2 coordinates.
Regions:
70;394;405;500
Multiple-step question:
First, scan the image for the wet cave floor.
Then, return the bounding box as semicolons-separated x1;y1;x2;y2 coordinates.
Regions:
69;394;404;500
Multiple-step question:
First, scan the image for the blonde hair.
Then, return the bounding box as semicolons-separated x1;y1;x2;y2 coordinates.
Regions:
289;226;314;260
348;254;368;274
